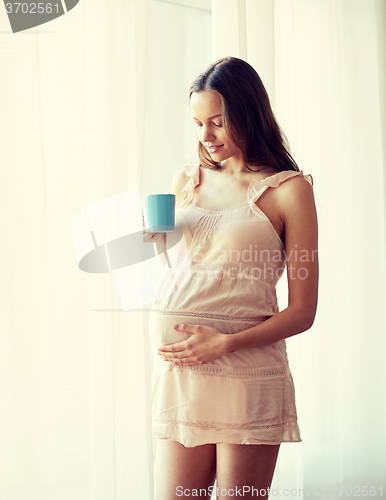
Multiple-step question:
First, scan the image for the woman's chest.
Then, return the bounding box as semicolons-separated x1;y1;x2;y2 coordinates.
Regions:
192;178;285;246
174;208;285;264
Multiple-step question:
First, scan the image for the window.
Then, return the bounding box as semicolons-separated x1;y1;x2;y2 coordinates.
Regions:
144;0;212;194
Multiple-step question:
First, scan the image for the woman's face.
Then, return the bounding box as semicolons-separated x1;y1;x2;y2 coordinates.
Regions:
190;91;241;163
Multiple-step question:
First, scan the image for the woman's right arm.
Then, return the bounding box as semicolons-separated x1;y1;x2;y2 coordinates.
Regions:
143;168;189;269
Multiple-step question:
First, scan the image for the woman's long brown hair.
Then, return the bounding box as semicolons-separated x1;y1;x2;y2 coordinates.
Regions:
189;57;299;173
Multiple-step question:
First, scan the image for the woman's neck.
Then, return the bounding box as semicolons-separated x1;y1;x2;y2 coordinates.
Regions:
218;158;273;176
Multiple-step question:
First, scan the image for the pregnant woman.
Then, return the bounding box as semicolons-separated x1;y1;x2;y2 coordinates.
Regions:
147;57;318;499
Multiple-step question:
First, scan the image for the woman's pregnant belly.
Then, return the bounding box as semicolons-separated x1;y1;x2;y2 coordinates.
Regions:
148;310;289;370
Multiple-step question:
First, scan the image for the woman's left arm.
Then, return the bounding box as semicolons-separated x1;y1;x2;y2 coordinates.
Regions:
159;176;318;364
225;175;319;352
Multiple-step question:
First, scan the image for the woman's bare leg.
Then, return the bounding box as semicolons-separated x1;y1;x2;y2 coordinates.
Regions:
154;439;216;500
216;443;280;500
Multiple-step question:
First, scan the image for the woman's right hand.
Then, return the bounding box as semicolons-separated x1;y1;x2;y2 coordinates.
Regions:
143;230;168;269
143;229;155;243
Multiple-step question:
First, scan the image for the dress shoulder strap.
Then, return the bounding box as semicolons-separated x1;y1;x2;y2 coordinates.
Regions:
179;162;201;208
247;170;313;205
184;162;201;184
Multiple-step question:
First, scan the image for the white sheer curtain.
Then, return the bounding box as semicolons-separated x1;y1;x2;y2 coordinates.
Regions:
213;0;386;494
0;1;153;499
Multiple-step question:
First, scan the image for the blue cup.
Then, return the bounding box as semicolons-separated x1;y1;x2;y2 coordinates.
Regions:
143;194;175;233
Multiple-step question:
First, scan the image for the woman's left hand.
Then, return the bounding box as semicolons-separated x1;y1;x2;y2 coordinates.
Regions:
158;324;228;366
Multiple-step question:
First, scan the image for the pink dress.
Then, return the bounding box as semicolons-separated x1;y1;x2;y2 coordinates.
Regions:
149;162;314;447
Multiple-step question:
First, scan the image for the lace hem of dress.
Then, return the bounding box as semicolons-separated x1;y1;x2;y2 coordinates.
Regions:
154;419;288;431
150;308;269;323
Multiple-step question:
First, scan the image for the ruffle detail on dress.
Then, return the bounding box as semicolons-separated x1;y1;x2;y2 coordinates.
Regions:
247;170;313;205
191;212;222;247
179;163;201;209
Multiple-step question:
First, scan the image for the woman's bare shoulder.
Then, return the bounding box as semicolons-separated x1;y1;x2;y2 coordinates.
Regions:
277;173;314;199
171;167;191;206
275;174;316;221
